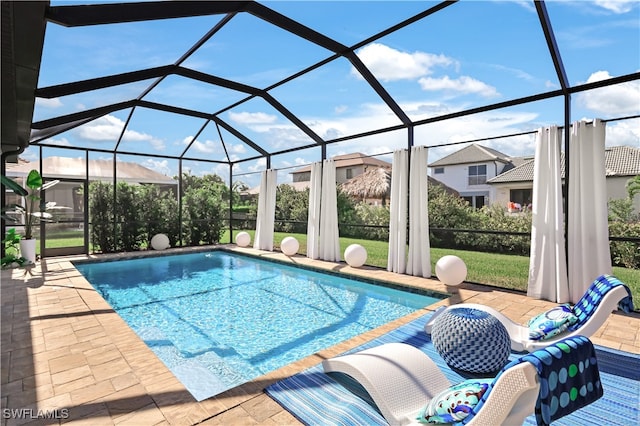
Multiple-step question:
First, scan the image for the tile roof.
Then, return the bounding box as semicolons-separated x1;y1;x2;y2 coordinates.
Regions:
428;144;513;167
487;145;640;184
6;157;177;185
291;152;391;174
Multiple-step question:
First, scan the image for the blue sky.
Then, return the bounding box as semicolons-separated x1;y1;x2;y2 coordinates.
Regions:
29;0;639;188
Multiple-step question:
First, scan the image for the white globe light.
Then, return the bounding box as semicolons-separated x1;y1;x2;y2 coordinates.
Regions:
235;232;251;247
344;244;367;267
435;255;467;286
281;236;299;256
150;233;170;250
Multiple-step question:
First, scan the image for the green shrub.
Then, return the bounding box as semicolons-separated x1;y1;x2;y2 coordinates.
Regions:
115;182;144;252
89;181;116;253
182;174;227;245
275;185;308;234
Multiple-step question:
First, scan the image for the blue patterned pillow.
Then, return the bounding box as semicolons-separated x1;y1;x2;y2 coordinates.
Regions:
416;379;492;424
528;304;578;340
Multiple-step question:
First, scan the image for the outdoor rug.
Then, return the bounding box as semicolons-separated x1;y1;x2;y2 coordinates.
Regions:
265;312;640;425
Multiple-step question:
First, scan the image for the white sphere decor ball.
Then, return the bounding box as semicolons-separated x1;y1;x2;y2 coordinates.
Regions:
281;236;299;256
435;255;467;286
150;233;170;250
235;232;251;247
344;244;367;267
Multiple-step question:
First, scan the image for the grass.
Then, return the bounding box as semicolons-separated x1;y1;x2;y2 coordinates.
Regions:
42;230;639;310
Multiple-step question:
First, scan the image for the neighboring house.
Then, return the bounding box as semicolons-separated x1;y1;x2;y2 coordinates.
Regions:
428;144;523;208
289;152;393;205
247;153;391;195
487;145;640;212
290;152;392;187
6;157;177;186
5;157;178;221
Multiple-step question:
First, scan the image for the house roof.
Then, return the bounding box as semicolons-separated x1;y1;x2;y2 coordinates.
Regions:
487;145;640;184
428;144;514;167
291;153;391;175
6;157;177;185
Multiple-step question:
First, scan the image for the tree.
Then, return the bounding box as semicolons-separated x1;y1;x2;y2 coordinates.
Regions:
182;173;228;245
115;182;144;251
138;185;180;247
626;175;640;200
89;181;116;253
275;184;308;233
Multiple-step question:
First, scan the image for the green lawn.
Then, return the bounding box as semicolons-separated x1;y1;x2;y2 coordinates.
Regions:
224;230;640;309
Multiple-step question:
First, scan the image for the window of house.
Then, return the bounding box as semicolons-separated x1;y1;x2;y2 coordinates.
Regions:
434;167;444;174
509;189;532;208
463;195;486;209
468;165;487;185
346;168;353;179
293;172;310;182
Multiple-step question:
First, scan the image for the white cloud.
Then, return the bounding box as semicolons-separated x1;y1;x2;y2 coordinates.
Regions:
248;157;267;173
77;114;165;150
490;64;535;82
210;163;231;181
353;43;455;81
35;98;63;108
43;136;72;146
594;0;637;13
183;136;220;155
604;119;640;147
229;111;277;124
545;80;559;89
141;158;171;176
182;137;247;159
334;105;348;114
353;43;498;100
578;70;640;115
418;75;500;98
230;144;247;154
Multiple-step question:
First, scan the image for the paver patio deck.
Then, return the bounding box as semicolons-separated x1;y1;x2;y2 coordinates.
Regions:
2;245;638;425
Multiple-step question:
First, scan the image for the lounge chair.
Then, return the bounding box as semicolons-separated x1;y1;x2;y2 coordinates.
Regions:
425;274;634;353
322;336;603;426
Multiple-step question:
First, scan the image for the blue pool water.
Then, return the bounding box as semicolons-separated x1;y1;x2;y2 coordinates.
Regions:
75;250;444;400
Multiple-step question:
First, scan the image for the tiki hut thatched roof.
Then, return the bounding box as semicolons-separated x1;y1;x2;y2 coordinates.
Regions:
340;167;460;202
340;167;391;200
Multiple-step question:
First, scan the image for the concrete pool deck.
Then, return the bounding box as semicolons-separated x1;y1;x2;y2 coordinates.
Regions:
2;245;639;425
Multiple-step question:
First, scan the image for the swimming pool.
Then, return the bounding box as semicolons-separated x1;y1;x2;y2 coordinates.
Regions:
75;250;445;400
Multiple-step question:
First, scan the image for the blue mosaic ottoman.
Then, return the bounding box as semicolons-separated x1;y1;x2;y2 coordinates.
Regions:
431;307;510;374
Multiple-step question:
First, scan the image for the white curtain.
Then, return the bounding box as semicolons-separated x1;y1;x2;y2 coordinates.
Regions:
307;162;322;260
253;169;277;251
567;119;612;302
527;126;569;303
388;149;408;273
319;159;341;262
407;145;431;278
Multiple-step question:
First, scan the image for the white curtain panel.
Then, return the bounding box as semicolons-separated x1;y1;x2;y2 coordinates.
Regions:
567;119;612;302
319;159;341;262
387;149;408;273
253;169;277;251
307;162;322;260
527;126;569;303
407;145;431;278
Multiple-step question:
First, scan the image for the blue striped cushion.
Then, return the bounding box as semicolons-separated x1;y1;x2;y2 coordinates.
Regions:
570;275;634;331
